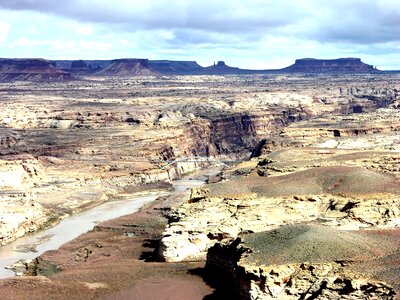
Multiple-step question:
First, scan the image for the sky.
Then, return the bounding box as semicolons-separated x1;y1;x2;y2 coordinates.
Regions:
0;0;399;70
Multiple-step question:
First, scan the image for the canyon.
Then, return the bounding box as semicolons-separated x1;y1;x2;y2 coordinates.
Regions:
0;70;399;299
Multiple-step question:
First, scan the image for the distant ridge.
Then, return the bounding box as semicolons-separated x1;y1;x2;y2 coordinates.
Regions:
55;60;111;73
54;57;381;76
201;61;243;74
0;58;75;82
0;57;385;81
282;58;378;73
96;59;159;76
148;60;203;74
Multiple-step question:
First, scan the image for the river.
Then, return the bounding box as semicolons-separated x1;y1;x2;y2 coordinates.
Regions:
0;170;214;278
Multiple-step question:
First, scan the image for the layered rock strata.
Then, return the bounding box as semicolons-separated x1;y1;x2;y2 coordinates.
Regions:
160;164;400;262
159;104;400;298
0;74;398;255
0;75;332;244
0;72;399;298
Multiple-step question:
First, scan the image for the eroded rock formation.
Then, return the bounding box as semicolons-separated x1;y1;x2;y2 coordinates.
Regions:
1;72;400;299
206;225;398;299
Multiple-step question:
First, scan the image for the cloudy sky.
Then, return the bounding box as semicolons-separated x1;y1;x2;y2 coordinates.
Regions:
0;0;399;69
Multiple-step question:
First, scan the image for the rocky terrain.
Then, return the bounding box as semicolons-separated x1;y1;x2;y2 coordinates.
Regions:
0;73;332;246
158;100;400;298
207;225;398;299
0;72;399;299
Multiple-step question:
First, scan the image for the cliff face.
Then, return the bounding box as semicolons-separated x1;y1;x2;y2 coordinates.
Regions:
96;59;159;76
0;59;75;82
283;58;377;73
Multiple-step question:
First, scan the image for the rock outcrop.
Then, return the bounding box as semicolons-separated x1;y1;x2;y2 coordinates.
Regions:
206;225;398;299
0;156;48;245
159;168;400;262
0;58;75;82
0;192;47;246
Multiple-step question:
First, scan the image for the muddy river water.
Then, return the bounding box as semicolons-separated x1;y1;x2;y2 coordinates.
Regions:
0;170;215;278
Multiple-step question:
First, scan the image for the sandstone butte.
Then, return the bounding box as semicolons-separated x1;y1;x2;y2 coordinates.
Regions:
0;58;399;300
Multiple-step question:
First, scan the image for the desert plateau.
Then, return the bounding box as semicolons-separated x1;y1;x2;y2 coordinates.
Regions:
0;55;398;300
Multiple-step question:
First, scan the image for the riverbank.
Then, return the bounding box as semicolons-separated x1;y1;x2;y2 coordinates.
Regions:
0;168;228;299
0;192;166;278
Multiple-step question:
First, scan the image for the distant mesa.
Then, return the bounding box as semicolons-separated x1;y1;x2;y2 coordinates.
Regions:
55;60;111;74
0;58;75;82
96;59;159;76
52;57;384;77
283;57;378;73
56;59;204;76
148;60;204;75
0;57;385;82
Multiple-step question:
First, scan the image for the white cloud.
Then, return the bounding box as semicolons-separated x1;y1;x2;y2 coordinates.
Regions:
79;40;112;51
60;21;94;36
0;21;10;44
